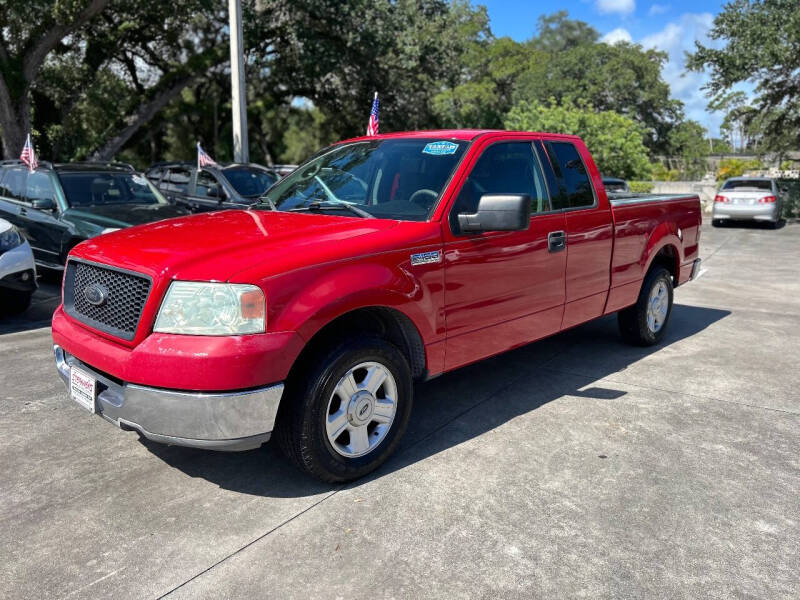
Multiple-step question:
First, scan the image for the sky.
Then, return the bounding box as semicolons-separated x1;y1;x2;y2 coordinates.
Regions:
477;0;738;136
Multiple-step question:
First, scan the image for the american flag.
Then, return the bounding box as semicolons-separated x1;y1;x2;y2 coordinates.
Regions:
366;92;379;136
20;134;38;171
197;142;217;169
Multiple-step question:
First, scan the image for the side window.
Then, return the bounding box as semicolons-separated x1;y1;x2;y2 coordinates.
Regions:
163;167;191;193
146;167;164;184
545;141;595;209
2;168;28;201
451;142;549;233
196;170;222;198
26;171;56;204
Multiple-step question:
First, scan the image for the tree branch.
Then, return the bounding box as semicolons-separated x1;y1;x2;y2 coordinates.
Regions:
22;0;111;84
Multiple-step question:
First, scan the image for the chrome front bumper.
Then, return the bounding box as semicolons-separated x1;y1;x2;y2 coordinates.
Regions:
54;345;284;451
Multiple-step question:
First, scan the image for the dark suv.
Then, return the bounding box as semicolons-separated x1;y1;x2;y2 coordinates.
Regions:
0;160;188;269
146;162;280;213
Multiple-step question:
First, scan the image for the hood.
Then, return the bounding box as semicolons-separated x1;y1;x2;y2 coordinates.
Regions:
71;209;401;282
63;203;189;231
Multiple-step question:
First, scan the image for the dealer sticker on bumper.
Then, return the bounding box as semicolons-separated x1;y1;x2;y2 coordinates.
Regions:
70;367;96;413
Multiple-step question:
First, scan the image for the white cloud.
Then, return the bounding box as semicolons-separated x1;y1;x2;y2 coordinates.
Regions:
601;28;633;44
596;0;636;15
640;13;725;133
648;3;670;16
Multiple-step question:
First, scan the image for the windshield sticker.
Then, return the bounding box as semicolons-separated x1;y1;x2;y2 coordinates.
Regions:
422;141;459;156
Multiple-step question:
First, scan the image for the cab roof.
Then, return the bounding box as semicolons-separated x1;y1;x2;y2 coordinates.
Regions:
340;129;582;144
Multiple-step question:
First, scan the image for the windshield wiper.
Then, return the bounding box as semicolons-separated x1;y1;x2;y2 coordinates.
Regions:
290;201;374;219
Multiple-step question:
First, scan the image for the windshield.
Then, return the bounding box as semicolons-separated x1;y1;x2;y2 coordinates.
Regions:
223;166;278;198
722;179;772;191
257;138;469;221
59;172;166;207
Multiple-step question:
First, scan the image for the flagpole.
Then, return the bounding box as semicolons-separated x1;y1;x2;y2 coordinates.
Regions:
229;0;249;163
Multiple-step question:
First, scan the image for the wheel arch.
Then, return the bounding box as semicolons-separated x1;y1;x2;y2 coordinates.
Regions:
287;305;428;386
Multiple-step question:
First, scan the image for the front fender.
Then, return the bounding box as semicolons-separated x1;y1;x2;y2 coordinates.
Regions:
265;258;443;347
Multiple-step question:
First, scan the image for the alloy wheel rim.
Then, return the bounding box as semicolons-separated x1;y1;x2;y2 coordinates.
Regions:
325;361;398;458
646;280;669;333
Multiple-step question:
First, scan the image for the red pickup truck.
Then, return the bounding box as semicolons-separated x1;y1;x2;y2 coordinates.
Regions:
52;130;701;482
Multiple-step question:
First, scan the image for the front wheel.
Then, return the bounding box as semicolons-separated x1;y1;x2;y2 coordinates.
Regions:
618;266;674;346
276;336;413;483
0;289;33;316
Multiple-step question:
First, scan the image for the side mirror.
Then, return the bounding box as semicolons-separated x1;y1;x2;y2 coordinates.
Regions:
31;198;56;210
458;194;531;233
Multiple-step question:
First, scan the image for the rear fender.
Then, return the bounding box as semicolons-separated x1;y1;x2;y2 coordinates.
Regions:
642;221;681;277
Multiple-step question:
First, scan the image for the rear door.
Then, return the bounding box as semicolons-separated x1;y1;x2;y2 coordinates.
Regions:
0;167;28;232
442;137;567;371
538;139;613;329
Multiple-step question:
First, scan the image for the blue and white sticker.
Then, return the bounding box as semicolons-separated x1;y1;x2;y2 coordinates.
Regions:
422;141;459;156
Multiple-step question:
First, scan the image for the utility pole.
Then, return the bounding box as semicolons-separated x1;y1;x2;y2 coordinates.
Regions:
229;0;249;163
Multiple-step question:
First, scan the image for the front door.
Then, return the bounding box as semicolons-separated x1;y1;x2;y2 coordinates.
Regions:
21;170;70;265
443;140;567;371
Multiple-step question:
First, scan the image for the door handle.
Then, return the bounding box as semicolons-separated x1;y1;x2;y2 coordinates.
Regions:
548;230;566;253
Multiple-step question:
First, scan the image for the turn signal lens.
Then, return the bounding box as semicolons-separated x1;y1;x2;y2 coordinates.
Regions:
714;195;729;203
758;195;776;203
240;288;266;320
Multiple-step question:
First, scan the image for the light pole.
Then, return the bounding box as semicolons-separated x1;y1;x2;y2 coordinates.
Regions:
229;0;249;163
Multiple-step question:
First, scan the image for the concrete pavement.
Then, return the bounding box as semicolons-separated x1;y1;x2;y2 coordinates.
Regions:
1;220;798;599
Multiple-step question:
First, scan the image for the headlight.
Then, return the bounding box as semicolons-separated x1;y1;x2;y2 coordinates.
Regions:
0;225;24;252
154;282;265;335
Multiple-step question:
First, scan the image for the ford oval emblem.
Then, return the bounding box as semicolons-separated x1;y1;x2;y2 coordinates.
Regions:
83;283;108;307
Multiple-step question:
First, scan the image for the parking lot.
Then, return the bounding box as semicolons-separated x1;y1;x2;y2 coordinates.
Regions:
1;220;798;599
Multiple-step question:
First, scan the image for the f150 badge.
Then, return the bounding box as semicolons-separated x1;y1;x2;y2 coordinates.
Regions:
410;251;442;266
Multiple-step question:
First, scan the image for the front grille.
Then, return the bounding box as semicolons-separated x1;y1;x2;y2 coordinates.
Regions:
64;260;152;341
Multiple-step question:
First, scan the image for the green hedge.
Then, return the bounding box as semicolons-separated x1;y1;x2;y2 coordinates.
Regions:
629;181;654;193
778;179;800;218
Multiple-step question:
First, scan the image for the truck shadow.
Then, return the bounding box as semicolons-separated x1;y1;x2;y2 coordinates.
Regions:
141;303;730;498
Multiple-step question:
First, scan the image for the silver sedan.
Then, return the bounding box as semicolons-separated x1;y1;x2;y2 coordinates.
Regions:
712;177;785;227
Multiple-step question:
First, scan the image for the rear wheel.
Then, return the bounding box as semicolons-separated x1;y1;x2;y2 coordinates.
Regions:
276;335;413;483
618;266;673;346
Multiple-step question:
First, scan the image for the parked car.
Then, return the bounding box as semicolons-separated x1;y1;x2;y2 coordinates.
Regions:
602;176;630;193
0;217;37;314
0;160;188;269
146;162;281;213
713;177;785;227
52;130;701;482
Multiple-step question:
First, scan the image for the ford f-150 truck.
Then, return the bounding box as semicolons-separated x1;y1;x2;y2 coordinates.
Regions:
52;130;701;482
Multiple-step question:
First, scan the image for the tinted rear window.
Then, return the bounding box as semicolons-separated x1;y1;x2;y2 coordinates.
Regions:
544;141;595;209
722;180;772;191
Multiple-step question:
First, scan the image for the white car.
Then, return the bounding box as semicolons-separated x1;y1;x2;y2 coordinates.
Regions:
0;218;37;314
712;177;785;228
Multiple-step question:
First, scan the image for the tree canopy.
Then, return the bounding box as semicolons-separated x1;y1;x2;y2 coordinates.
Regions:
688;0;800;149
505;99;653;179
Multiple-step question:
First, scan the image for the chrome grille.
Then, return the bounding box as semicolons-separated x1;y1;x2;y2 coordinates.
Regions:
63;260;151;340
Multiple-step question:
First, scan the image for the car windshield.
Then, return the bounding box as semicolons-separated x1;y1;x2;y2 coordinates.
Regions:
722;179;772;191
223;166;278;198
256;138;469;221
59;172;166;207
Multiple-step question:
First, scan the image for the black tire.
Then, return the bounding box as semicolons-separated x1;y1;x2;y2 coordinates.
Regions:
276;335;413;483
711;219;724;227
617;266;674;346
0;289;33;316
